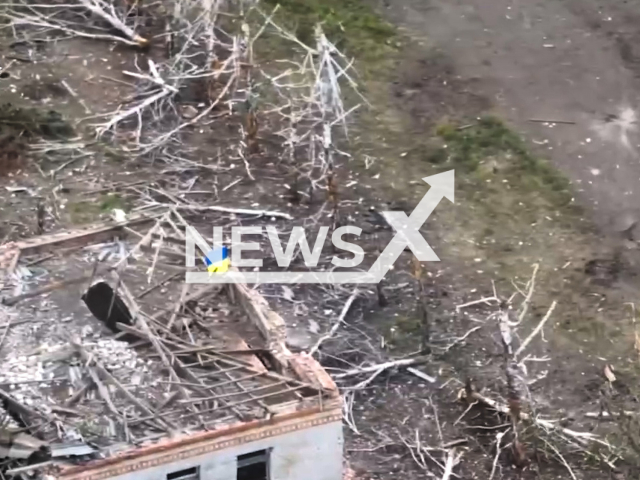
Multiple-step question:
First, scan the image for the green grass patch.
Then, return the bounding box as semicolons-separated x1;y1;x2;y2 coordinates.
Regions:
99;193;127;212
67;201;101;224
0;103;73;139
427;116;574;208
261;0;397;61
66;194;128;224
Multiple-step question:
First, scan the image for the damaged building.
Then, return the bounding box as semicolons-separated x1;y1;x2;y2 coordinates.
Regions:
0;213;343;480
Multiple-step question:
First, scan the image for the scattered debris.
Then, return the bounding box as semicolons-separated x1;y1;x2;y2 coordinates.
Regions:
0;216;341;477
0;1;626;479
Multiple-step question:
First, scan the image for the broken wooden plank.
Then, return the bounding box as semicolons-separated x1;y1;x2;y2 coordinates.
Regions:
74;342;174;431
87;367;120;417
230;279;291;372
14;212;162;256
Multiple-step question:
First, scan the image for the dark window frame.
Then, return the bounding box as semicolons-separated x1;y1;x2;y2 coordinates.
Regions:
237;448;271;480
166;466;200;480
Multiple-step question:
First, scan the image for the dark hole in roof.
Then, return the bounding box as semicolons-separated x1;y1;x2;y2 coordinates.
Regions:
81;282;135;339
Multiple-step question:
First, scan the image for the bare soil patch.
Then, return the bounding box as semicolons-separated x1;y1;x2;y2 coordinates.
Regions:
318;0;640;478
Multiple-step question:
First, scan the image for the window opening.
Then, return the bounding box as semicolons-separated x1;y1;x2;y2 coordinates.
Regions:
237;449;270;480
167;466;199;480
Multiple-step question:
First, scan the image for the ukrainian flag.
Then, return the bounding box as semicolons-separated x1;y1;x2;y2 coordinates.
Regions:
204;246;230;274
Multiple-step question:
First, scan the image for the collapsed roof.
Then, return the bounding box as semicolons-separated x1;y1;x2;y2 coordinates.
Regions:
0;211;339;478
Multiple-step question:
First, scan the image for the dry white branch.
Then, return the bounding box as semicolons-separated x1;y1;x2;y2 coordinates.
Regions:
517;263;539;323
96;88;174;137
308;288;358;356
8;10;140;45
441;325;483;352
123;61;179;93
6;0;146;46
455;295;499;311
342;391;360;435
463;389;609;448
584;410;637;419
441;449;460;480
407;367;436;383
79;0;147;46
489;430;508;480
514;300;557;359
347;367;384;391
334;357;426;379
170;204;293;220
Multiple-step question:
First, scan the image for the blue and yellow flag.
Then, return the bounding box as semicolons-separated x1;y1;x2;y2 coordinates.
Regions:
203;246;230;274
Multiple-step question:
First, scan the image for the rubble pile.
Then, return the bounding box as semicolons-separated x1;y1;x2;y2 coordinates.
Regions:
0;215;330;477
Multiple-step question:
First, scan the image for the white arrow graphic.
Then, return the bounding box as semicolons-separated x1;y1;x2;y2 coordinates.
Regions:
367;169;454;281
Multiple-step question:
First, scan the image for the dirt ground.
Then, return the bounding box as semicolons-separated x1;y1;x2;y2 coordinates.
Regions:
330;0;640;478
372;0;640;232
2;1;640;480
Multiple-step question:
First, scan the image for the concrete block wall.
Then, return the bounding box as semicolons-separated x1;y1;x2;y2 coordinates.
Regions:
107;421;344;480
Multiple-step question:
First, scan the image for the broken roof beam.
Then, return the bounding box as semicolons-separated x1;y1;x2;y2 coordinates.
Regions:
227;281;340;397
180;349;262;371
193;356;275;418
176;384;310;421
179;380;290;404
129;356;253;425
14;212;162;257
114;278;182;383
288;354;339;397
228;282;291;372
73;341;175;431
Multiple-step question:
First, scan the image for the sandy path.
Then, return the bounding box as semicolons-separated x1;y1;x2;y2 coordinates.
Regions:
374;0;640;231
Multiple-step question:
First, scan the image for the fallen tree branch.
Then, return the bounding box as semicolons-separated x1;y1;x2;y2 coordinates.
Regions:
514;300;557;359
96;88;174;137
8;12;141;46
407;367;437;384
346;367;384;390
455;295;499;312
123;60;177;92
79;0;148;46
308;288;358;356
440;325;483;353
334;357;428;379
542;437;578;480
462;388;609;447
171;204;293;220
489;431;508;480
441;448;459;480
517;263;539;323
